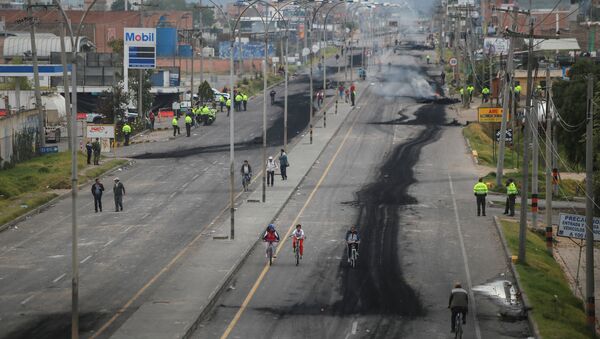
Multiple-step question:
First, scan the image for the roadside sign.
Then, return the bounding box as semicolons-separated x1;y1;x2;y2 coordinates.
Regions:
40;146;59;154
557;213;600;241
478;107;504;123
302;47;310;57
124;28;156;69
449;58;458;66
495;128;513;142
87;124;115;139
312;44;320;53
76;113;87;120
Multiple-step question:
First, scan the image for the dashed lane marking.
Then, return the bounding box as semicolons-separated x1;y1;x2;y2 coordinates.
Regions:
20;294;35;305
80;255;92;264
52;273;66;284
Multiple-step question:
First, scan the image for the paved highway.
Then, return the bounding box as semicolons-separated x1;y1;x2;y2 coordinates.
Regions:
191;50;532;338
0;67;329;338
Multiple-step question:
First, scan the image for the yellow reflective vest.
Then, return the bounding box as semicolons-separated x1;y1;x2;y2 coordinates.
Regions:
473;182;488;195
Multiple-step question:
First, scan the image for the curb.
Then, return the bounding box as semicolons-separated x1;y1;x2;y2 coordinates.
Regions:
182;82;359;339
0;159;134;234
463;133;479;165
492;216;542;338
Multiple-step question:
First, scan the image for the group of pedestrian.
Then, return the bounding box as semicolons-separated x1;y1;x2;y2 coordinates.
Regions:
240;149;289;191
314;90;324;109
234;90;248;111
91;177;126;213
85;138;102;165
472;177;518;217
336;83;356;106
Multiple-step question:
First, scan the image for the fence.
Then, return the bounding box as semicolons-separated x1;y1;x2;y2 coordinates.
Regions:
0;109;39;169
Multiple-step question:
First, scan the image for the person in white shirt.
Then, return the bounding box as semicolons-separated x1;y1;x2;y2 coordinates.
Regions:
266;156;279;187
290;224;305;258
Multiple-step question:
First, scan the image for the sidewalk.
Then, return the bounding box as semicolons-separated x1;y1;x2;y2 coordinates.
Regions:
109;81;367;339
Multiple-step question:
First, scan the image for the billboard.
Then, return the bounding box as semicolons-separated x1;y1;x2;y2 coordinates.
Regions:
124;28;156;69
484;38;509;56
87;124;115;139
478;107;504;123
558;213;600;241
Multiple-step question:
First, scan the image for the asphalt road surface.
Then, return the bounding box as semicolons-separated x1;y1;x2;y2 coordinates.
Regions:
192;50;532;338
0;59;343;339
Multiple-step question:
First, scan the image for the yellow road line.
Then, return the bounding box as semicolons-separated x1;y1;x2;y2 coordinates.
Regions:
219;113;359;339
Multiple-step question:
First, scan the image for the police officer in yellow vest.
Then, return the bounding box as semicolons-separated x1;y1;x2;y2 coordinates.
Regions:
481;87;490;103
467;85;474;103
200;104;211;125
185;114;192;137
473;178;488;216
122;123;132;146
235;93;243;112
514;84;522;102
504;178;518;216
219;95;226;112
242;93;248;111
226;98;232;116
172;116;180;137
192;106;201;125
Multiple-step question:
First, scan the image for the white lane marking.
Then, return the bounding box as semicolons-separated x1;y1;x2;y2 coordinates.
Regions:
121;226;133;233
448;173;482;339
192;174;200;180
181;182;190;189
80;255;92;264
103;240;114;247
52;273;66;283
20;294;35;305
351;321;358;334
169;192;177;199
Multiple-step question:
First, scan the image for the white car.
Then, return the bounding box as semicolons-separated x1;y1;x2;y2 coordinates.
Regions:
212;88;230;100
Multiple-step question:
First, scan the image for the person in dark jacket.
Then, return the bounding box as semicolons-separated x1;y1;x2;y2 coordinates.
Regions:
91;178;104;213
85;140;93;165
270;89;276;105
448;282;468;333
113;177;126;212
278;149;289;180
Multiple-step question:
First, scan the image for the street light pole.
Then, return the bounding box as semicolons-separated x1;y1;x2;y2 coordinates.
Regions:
27;0;45;149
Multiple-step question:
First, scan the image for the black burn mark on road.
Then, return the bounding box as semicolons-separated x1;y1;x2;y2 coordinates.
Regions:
2;312;107;339
333;103;446;317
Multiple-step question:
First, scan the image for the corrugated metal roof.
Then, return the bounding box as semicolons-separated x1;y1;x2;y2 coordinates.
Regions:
2;35;93;58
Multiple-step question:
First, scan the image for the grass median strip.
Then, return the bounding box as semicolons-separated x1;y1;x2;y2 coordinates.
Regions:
500;219;590;339
0;152;127;226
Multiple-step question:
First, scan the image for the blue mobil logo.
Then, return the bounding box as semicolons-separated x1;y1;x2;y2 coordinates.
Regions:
125;32;155;43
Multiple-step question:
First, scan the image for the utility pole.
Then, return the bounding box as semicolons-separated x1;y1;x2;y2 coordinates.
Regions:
585;74;596;335
60;21;72;151
27;0;45;149
531;94;539;230
194;3;214;85
544;66;553;254
495;6;518;187
518;10;535;264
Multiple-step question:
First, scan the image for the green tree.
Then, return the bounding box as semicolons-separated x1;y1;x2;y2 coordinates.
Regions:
7;57;31;90
97;84;129;123
128;69;154;116
197;80;214;103
111;0;124;10
108;39;124;56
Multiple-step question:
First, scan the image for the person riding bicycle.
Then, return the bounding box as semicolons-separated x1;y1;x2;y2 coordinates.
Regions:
262;223;280;258
448;282;468;333
240;160;252;189
345;226;360;263
290;224;305;258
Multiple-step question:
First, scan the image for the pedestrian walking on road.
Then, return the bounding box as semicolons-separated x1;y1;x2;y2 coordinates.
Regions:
473;178;488;216
350;89;356;106
122;123;132;146
172;117;180;137
85;140;93;165
185;115;192;137
344;89;349;103
338;84;345;100
91;178;104;213
92;138;101;165
318;90;324;107
270;89;276;105
504;179;518;216
113;177;126;212
266;156;278;187
149;111;155;131
278;149;289;180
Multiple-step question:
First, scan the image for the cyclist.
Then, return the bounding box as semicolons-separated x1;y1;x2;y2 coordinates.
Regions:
345;226;360;263
290;224;305;258
448;282;468;333
262;224;280;258
240;160;252;191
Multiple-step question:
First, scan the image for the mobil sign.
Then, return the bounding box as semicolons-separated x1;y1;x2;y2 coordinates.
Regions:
124;28;156;46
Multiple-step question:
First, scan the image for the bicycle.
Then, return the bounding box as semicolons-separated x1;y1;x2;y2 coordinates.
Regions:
242;174;251;191
292;236;304;266
348;242;359;268
454;312;463;339
266;241;277;266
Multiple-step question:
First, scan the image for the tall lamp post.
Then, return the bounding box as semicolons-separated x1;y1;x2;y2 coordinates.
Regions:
54;2;100;337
